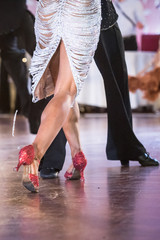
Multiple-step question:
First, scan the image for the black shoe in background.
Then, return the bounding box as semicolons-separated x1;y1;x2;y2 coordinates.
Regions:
40;168;59;179
138;153;159;166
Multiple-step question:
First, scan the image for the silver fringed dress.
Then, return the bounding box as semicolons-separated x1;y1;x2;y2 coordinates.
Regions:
30;0;101;102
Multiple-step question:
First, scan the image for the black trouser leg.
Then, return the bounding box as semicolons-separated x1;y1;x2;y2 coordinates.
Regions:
39;129;67;171
1;33;29;116
18;10;36;56
94;24;145;160
0;61;10;113
18;9;41;133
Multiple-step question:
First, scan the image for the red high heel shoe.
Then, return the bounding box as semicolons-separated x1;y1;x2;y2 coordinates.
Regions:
14;145;35;171
14;145;39;193
64;151;87;181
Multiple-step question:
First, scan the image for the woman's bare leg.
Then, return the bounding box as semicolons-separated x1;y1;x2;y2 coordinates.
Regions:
63;101;81;157
62;101;82;173
32;41;78;161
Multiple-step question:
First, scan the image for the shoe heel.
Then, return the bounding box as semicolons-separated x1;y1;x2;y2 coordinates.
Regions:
13;162;22;172
80;169;85;181
65;151;87;181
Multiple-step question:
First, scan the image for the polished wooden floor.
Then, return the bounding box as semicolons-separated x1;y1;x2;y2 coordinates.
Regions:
0;113;160;240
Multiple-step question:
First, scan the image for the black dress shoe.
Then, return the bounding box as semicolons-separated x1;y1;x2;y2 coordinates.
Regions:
137;153;159;166
40;168;59;179
120;160;129;167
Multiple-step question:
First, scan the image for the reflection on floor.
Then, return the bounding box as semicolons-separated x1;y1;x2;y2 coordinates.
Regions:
0;113;160;240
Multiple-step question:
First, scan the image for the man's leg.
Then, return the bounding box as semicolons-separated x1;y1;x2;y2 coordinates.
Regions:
39;129;66;178
94;25;159;166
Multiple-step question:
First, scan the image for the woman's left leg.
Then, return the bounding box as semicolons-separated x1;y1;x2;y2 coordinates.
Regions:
62;101;87;180
63;101;81;158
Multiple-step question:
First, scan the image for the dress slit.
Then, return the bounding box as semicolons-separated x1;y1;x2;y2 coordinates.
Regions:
30;0;101;102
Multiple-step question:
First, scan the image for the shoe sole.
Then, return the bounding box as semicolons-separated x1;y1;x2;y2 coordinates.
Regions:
23;181;39;193
139;162;159;167
22;165;39;193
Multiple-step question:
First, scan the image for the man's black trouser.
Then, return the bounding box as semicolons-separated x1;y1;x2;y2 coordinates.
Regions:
94;23;145;160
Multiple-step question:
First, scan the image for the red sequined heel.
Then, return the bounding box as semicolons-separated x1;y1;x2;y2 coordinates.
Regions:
14;145;35;172
14;145;39;193
64;151;87;181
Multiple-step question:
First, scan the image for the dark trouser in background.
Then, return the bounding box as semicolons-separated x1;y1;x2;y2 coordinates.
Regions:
123;35;138;51
94;23;145;160
0;32;30;116
0;10;37;116
0;62;10;113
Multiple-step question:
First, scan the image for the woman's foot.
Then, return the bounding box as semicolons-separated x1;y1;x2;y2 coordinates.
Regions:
64;151;87;181
14;145;40;193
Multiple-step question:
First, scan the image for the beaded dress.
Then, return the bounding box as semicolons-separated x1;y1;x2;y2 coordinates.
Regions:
30;0;101;102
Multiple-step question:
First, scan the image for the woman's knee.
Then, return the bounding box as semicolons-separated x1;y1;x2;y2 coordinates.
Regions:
54;82;77;102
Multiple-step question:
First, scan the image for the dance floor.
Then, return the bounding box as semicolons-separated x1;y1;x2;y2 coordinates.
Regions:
0;113;160;240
